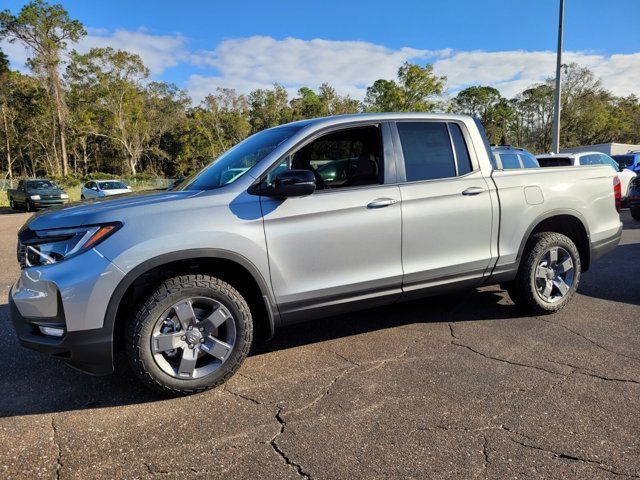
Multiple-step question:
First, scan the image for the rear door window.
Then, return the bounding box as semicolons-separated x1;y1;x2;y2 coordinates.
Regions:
396;122;456;181
448;123;473;175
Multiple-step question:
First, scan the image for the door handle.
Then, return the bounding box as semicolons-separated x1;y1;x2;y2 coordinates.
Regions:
367;198;398;209
461;187;485;196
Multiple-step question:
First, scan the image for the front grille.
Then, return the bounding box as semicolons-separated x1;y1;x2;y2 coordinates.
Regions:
40;195;60;200
17;241;27;269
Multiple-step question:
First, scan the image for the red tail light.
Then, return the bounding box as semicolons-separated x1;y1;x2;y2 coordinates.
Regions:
613;176;621;212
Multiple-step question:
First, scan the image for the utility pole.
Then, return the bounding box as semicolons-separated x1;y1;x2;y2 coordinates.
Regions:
551;0;565;153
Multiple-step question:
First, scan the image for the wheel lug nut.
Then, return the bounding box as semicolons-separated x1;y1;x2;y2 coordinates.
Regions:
188;344;194;349
181;335;186;341
199;327;204;332
200;338;204;343
188;326;193;330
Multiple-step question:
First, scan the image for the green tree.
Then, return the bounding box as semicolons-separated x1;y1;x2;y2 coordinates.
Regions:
290;86;325;120
248;84;291;132
0;0;85;175
0;49;14;183
365;62;445;112
453;86;514;144
66;47;150;174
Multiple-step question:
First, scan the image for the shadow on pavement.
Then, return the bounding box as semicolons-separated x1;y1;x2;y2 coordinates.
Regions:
0;287;525;419
253;288;522;356
0;207;23;215
0;212;636;418
577;242;640;307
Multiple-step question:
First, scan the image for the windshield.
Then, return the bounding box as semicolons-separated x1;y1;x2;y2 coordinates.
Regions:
182;126;303;190
27;180;57;190
612;155;634;169
99;181;127;190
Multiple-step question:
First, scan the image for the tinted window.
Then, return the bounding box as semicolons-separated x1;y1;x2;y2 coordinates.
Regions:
99;181;128;190
519;151;539;168
276;126;382;189
27;180;56;189
612;155;634;169
183;126;302;190
537;157;572;167
497;153;521;169
449;123;472;175
397;122;456;181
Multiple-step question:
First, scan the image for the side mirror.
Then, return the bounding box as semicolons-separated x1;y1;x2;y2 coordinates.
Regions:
272;170;316;198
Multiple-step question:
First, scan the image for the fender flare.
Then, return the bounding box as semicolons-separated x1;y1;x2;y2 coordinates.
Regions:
102;248;280;372
515;208;591;268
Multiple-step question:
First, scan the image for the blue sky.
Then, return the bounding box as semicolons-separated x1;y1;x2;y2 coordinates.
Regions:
3;0;639;101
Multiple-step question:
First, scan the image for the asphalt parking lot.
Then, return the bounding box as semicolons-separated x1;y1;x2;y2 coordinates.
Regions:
0;209;638;479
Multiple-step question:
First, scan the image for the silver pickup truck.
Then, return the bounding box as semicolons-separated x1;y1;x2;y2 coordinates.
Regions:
10;113;622;395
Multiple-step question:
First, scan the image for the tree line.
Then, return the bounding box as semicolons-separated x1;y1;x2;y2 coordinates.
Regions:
1;0;639;185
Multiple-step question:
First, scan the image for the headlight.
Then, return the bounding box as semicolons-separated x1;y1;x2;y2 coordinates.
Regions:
21;223;121;267
30;195;41;200
60;193;69;199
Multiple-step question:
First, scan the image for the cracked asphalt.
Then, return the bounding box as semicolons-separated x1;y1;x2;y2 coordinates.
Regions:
0;208;638;479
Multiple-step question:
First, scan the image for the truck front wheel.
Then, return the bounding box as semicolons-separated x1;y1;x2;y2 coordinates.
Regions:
508;232;581;314
126;274;253;396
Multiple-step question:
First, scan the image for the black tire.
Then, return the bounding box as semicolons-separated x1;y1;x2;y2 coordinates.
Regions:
9;198;16;210
80;195;85;200
25;200;34;212
126;274;253;396
508;232;581;314
631;206;640;221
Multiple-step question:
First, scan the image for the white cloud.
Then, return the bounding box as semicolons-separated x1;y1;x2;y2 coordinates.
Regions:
79;29;189;75
3;31;639;102
2;28;188;75
186;37;640;103
186;36;442;103
432;50;640;98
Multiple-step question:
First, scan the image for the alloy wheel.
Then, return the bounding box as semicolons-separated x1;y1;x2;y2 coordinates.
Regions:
150;297;237;379
534;246;575;303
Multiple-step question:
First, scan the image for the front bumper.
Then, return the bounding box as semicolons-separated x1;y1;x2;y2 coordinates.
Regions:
9;248;125;375
31;199;69;208
590;222;623;262
9;293;113;375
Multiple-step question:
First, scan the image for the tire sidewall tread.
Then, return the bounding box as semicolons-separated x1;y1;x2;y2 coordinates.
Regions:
511;232;581;314
125;274;253;396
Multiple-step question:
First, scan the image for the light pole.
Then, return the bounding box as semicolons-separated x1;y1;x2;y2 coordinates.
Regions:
551;0;565;153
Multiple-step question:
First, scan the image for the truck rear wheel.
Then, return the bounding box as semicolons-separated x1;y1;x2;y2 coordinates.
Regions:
126;274;253;396
508;232;581;314
631;206;640;221
9;198;16;210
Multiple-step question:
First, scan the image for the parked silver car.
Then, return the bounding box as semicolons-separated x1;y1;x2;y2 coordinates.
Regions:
81;180;131;199
10;114;621;395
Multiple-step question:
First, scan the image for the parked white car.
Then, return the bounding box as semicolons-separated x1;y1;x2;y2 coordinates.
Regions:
537;151;636;202
81;180;132;199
